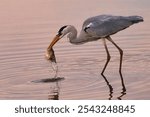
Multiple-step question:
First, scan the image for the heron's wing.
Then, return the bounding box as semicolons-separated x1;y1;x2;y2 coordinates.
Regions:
82;15;133;38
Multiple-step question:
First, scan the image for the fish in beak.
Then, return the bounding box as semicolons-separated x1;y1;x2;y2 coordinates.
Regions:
46;34;61;62
45;25;68;62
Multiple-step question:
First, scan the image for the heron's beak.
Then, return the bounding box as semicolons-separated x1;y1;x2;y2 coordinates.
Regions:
47;34;61;50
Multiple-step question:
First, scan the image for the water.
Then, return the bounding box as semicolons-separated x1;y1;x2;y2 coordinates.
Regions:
0;0;150;99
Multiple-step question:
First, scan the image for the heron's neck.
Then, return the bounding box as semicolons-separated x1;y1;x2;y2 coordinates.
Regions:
67;25;81;44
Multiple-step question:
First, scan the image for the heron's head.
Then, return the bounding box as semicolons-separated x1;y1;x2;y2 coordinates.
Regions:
46;25;71;61
47;25;71;50
58;25;70;38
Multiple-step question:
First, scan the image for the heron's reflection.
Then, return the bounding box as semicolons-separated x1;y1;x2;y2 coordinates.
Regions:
117;72;126;100
48;81;60;100
101;72;126;100
101;74;113;100
47;76;64;100
32;77;64;100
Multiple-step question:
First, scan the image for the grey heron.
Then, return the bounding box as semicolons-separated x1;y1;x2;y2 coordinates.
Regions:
46;14;143;84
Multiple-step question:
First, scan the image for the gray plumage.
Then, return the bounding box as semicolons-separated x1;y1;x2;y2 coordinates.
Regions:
78;15;143;43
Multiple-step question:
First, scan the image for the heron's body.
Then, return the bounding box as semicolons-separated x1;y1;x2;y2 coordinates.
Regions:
67;15;143;44
47;14;143;90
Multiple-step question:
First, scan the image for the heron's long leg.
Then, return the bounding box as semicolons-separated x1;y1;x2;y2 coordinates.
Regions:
107;36;123;73
101;39;111;75
107;36;126;91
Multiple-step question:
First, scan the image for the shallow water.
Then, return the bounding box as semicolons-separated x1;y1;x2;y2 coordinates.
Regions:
0;0;150;99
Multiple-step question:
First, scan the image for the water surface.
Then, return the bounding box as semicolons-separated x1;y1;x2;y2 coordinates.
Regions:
0;0;150;99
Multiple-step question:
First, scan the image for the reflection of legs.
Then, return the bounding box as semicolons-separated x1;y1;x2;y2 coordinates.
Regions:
107;36;126;91
101;74;113;100
101;39;111;75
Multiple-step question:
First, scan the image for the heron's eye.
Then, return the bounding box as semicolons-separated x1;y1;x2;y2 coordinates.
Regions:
84;26;90;33
58;25;67;35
